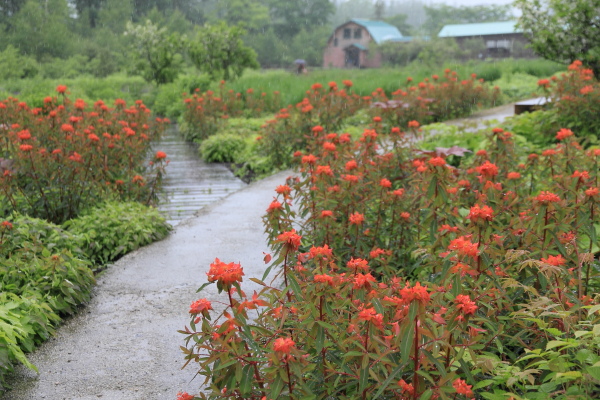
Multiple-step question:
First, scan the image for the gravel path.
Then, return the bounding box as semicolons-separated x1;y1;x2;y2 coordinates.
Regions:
3;170;293;400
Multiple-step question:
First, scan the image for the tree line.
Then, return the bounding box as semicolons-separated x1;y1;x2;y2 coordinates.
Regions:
0;0;594;83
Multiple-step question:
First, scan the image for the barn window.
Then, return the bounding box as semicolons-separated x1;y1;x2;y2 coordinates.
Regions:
334;38;338;47
354;28;362;39
343;28;351;39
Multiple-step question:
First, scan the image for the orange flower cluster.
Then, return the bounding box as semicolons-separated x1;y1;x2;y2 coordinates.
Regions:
466;204;494;223
454;294;478;316
535;191;561;204
207;258;244;286
273;337;296;354
277;229;302;251
189;298;213;315
448;236;479;258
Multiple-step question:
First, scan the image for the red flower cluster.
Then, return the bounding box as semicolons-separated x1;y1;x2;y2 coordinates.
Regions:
207;258;244;286
466;204;494;223
535;191;561;204
475;160;498;178
273;337;296;354
453;378;473;397
454;294;478;315
277;229;302;251
189;298;212;315
447;236;479;258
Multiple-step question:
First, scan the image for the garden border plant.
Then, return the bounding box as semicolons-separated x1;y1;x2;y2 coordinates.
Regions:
178;62;600;399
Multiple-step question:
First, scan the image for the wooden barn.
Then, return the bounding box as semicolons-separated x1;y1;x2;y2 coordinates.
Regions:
323;19;405;68
438;21;534;59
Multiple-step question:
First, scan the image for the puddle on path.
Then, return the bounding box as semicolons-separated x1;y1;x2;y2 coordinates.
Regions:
152;126;247;226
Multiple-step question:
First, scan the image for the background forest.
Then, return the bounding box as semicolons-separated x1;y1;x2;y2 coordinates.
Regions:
0;0;515;81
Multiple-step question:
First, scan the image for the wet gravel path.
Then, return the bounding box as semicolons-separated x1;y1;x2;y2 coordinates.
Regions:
3;170;292;400
154;126;247;226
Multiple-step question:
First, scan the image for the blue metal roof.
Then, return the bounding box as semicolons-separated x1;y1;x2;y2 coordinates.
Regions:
438;21;519;38
349;18;403;44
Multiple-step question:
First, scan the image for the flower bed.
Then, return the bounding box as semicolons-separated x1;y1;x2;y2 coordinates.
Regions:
180;72;600;398
0;86;169;223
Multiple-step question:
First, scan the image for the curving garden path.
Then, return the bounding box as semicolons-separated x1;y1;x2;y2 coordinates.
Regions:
3;132;293;399
2;104;516;400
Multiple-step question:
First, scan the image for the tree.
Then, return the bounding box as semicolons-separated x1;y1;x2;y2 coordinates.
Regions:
423;4;513;36
268;0;334;38
212;0;270;33
72;0;105;28
7;0;75;60
188;22;259;81
0;0;26;30
384;13;413;36
516;0;600;77
124;20;185;84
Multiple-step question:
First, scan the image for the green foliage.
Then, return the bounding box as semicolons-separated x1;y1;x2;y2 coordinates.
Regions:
63;202;171;265
124;20;185;85
492;72;540;101
379;40;427;67
501;110;558;148
472;63;503;82
199;133;247;163
0;292;60;387
423;3;513;36
417;39;463;68
210;0;270;33
150;74;212;118
188;22;259;81
269;0;335;39
1;214;85;259
0;45;38;80
516;0;600;77
6;0;75;61
1;251;95;316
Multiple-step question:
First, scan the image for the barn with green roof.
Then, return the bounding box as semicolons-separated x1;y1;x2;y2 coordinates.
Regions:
438;20;534;59
323;19;407;68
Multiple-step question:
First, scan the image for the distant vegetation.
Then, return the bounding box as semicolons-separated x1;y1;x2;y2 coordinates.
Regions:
0;0;517;84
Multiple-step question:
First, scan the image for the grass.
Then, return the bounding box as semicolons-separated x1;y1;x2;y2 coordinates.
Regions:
220;58;566;106
0;58;566;117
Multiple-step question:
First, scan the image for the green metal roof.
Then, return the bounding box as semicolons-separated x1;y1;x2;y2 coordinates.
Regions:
438;21;519;38
349;18;403;44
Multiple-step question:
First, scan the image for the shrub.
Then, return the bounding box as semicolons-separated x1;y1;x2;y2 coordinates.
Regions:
0;90;169;223
1;213;85;259
1;251;94;315
199;133;247;163
0;293;60;388
181;121;600;398
538;60;600;140
62;201;171;265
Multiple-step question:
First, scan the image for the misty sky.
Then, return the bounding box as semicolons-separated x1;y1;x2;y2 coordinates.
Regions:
422;0;515;6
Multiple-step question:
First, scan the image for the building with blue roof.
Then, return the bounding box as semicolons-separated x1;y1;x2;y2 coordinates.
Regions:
323;19;406;68
438;21;534;59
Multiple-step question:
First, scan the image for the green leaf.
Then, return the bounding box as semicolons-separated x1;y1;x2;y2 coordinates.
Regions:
422;349;447;377
359;365;369;393
315;325;325;354
371;360;407;399
270;375;284;398
287;274;303;301
400;317;415;365
546;340;568;350
239;364;254;395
